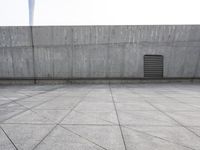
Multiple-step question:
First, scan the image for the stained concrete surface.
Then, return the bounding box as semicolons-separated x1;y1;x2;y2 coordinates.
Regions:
1;26;200;80
0;83;200;150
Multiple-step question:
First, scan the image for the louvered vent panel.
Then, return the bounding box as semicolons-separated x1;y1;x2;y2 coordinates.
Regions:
144;55;163;78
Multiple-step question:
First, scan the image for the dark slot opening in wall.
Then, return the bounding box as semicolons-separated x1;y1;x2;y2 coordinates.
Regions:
144;55;164;78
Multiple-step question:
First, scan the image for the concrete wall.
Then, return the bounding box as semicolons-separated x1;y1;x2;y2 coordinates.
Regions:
0;25;200;80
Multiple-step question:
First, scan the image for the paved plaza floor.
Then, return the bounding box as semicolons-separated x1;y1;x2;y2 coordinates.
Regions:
1;83;200;150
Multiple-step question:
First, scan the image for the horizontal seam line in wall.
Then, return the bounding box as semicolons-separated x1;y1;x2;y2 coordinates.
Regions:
0;77;200;80
1;41;200;48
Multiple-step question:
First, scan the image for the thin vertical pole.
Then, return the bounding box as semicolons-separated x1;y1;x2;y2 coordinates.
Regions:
29;0;35;26
30;26;36;84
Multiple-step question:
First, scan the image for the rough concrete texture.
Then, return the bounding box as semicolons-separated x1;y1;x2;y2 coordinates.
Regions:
1;84;200;150
0;25;200;80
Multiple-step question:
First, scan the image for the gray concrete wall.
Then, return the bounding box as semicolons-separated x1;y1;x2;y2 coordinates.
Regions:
0;25;200;79
0;27;34;78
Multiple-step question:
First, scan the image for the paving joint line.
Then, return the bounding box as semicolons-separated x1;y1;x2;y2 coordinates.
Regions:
109;84;127;150
34;88;108;150
145;100;200;142
157;92;200;111
0;125;18;150
0;86;54;105
60;126;108;150
0;85;64;107
125;86;200;140
0;86;67;123
32;88;109;150
66;105;198;149
9;86;86;125
123;125;197;150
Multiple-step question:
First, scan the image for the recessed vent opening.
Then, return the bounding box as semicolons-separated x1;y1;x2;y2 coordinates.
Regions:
144;55;164;78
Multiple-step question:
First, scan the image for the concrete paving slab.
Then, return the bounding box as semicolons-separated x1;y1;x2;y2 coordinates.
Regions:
19;96;50;101
1;124;54;150
151;102;200;111
173;97;200;104
144;97;178;103
118;110;178;126
34;99;79;110
0;100;12;105
0;83;200;150
33;110;70;123
123;126;200;150
0;97;11;101
0;95;24;101
116;103;157;111
4;110;54;124
61;110;118;125
167;111;200;126
83;96;113;103
64;125;126;150
163;94;199;98
114;96;146;103
0;109;26;122
122;126;193;150
0;128;16;150
17;100;46;108
187;127;200;137
0;102;26;110
34;126;103;150
74;102;115;112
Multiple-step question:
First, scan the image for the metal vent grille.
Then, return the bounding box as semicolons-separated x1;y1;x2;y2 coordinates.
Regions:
144;55;163;78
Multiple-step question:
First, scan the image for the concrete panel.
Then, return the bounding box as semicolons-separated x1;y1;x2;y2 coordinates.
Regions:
196;62;200;77
34;46;72;78
107;44;125;77
0;25;200;80
73;26;96;45
182;47;200;77
34;47;54;78
72;45;92;78
0;48;33;78
0;48;14;77
108;26;133;43
131;26;175;43
52;47;72;78
9;27;32;47
0;27;32;47
89;45;108;77
123;44;141;77
11;48;34;77
94;26;112;44
33;27;73;46
188;26;200;41
167;47;188;77
0;27;11;47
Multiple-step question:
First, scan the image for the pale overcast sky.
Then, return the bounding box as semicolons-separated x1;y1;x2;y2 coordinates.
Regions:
0;0;200;26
